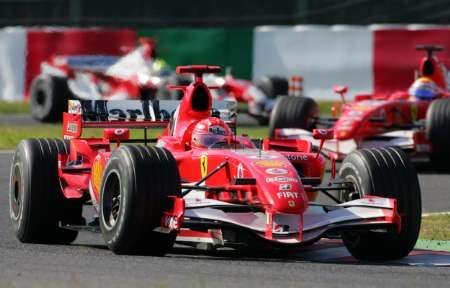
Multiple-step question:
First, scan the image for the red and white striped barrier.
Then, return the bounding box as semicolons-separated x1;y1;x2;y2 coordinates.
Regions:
288;75;303;96
253;25;450;99
0;27;136;101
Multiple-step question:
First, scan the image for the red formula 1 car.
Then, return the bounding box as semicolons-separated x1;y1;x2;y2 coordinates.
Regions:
269;45;450;171
29;37;287;124
11;65;421;261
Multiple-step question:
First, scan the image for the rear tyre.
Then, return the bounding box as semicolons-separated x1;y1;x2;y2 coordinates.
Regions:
268;96;319;138
426;99;450;172
254;76;289;99
99;145;181;255
9;139;82;244
339;147;421;261
29;76;73;122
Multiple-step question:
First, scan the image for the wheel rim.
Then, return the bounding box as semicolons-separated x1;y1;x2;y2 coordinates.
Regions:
340;174;361;202
10;164;22;220
101;171;121;230
35;90;46;106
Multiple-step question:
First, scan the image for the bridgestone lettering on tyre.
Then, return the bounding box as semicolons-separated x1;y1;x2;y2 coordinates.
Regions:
99;145;181;255
339;147;421;261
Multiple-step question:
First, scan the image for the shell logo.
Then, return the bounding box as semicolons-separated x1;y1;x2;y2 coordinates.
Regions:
254;160;286;168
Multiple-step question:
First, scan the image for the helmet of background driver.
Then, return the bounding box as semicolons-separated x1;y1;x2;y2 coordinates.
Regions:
409;77;440;100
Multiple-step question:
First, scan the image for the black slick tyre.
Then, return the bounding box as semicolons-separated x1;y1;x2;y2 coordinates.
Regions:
255;76;289;99
9;139;83;244
268;96;319;138
29;75;72;122
339;147;421;261
99;145;181;255
426;99;450;172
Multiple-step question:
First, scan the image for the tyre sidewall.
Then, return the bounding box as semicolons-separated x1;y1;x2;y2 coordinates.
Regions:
9;142;34;240
99;150;135;250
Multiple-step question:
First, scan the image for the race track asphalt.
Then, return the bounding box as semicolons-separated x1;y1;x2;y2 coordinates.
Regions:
0;151;449;287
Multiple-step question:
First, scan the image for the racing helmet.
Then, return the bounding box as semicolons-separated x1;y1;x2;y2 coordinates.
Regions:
191;117;232;148
408;77;440;100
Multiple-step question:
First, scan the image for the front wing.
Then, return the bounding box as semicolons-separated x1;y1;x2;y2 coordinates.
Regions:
176;196;400;246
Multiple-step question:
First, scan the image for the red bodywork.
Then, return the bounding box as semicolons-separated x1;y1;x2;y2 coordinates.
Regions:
332;46;450;155
58;65;399;245
277;46;450;161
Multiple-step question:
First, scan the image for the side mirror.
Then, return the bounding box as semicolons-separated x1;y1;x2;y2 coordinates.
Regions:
312;129;334;160
312;129;334;140
333;85;348;104
333;85;348;95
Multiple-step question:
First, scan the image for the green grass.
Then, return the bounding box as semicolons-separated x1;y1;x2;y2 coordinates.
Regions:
318;100;335;115
419;214;450;241
0;100;336;116
238;100;336;115
0;101;29;114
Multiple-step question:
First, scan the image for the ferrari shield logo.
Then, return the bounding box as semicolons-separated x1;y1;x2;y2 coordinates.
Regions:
200;154;208;178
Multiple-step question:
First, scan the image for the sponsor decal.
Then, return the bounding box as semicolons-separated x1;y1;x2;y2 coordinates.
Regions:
286;154;308;161
277;191;300;199
237;163;245;178
114;129;125;135
161;215;179;230
288;200;296;208
279;184;292;190
91;158;103;193
68;100;82;114
266;176;299;183
265;168;288;175
200;154;208;178
254;160;286;168
248;154;279;160
67;122;78;133
209;125;227;135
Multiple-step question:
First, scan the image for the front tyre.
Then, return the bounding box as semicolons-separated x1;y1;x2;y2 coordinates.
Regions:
339;147;421;261
99;145;181;255
426;99;450;172
9;139;82;244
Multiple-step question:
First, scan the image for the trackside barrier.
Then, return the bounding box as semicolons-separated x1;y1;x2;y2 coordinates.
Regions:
289;75;303;97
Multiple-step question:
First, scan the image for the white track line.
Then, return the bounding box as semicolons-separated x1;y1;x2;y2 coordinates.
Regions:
422;212;450;217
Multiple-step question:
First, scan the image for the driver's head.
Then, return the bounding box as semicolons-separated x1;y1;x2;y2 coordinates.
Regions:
191;117;232;149
409;77;440;100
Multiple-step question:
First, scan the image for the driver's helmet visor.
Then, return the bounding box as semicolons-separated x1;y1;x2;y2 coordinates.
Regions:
192;133;227;148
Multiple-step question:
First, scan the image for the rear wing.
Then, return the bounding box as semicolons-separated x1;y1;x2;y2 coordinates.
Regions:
63;99;237;139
